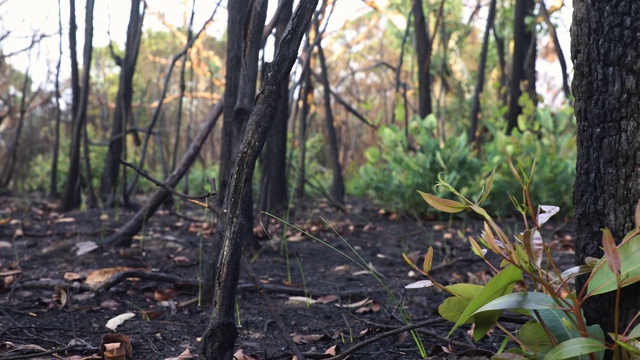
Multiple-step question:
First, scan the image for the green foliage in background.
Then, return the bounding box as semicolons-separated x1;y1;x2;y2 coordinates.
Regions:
353;102;576;217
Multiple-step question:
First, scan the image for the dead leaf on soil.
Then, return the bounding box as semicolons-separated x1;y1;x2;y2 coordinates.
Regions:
325;344;340;356
232;349;257;360
100;213;109;221
287;232;306;242
154;288;177;302
64;272;82;281
337;297;371;309
99;333;132;360
139;309;164;320
164;348;193;360
105;313;136;331
85;267;147;287
354;301;380;314
54;217;75;223
74;241;99;256
13;228;23;237
0;240;12;248
101;299;119;310
0;217;11;225
73;292;95;302
291;333;330;344
316;295;339;304
0;269;21;277
172;256;194;266
333;264;350;273
287;296;315;306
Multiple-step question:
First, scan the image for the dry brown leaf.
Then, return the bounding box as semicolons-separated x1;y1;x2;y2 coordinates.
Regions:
139;309;164;320
316;295;339;304
0;217;11;225
13;228;23;237
100;213;109;221
0;240;11;249
232;349;257;360
333;264;350;273
154;288;177;302
337;297;371;308
287;232;306;242
100;299;119;310
287;296;315;306
54;217;76;223
99;334;132;360
291;333;326;344
85;267;145;287
173;256;193;266
325;344;340;356
64;272;82;281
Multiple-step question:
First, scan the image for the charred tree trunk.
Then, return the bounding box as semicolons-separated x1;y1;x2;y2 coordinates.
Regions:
294;29;315;204
200;2;317;358
412;0;433;119
49;0;63;199
505;0;535;134
61;0;94;211
317;41;345;205
469;0;497;144
259;0;293;215
100;0;144;206
217;0;249;207
572;0;640;347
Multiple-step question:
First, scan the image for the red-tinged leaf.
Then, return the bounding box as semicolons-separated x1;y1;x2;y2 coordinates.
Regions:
423;246;434;273
522;229;544;268
418;191;468;213
602;228;621;276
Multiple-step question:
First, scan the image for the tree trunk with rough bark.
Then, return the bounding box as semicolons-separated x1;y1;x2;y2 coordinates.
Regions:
572;0;640;349
200;2;317;358
412;0;432;119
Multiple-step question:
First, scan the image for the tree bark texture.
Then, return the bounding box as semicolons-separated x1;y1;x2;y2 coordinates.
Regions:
100;0;144;206
412;0;433;119
200;1;318;358
572;0;640;340
506;0;535;134
217;0;249;207
104;101;223;247
61;0;94;211
259;0;293;215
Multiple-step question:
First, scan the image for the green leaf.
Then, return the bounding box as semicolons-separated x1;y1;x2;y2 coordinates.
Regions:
588;234;640;296
473;292;563;314
445;283;485;298
364;147;380;163
439;296;474;324
448;265;523;338
418;191;468;213
626;322;640;339
517;321;554;354
542;338;606;360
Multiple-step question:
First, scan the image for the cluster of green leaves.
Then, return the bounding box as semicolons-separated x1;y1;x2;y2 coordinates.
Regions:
353;102;576;217
404;171;640;360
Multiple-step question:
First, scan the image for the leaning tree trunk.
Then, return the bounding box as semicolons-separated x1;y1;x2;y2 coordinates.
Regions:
200;2;318;358
572;0;640;348
100;0;144;206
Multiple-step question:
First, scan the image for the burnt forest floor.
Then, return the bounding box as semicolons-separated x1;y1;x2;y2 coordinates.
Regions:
0;194;576;360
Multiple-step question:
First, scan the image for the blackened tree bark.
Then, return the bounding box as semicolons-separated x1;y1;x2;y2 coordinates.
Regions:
505;0;536;134
200;2;318;358
100;0;144;206
217;0;249;207
68;0;80;123
201;0;268;305
572;0;640;347
317;40;345;205
49;0;63;199
294;33;314;204
259;0;293;215
61;0;94;211
412;0;432;119
469;0;497;144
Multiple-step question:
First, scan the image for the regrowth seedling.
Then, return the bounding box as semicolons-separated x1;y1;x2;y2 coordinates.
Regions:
405;168;640;360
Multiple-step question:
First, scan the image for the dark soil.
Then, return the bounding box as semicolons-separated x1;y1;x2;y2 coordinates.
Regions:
0;194;575;360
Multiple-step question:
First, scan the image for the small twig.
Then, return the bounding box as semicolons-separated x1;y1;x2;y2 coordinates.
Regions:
0;343;90;360
241;256;306;360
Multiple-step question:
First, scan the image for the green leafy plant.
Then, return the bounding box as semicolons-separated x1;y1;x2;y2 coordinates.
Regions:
404;168;640;360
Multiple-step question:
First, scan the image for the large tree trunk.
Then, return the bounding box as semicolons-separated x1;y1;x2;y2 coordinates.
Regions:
100;0;144;206
217;0;249;207
61;0;94;212
200;2;317;358
49;0;64;199
259;0;293;215
412;0;432;119
505;0;535;134
572;0;640;347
